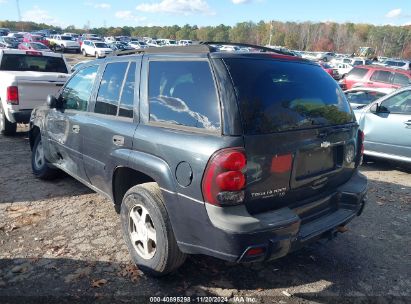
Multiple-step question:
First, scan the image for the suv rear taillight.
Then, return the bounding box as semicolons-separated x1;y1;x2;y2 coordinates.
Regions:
202;148;246;206
6;86;19;105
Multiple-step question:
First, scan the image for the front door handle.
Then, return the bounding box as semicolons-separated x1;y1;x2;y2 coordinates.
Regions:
72;125;80;133
113;135;125;146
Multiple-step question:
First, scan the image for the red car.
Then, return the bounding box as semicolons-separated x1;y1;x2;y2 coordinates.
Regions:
319;62;339;79
339;65;411;90
18;42;52;52
23;33;50;47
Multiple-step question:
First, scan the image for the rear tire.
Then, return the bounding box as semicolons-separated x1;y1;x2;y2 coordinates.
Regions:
31;135;59;180
120;183;186;277
95;52;99;59
0;104;17;136
82;49;87;57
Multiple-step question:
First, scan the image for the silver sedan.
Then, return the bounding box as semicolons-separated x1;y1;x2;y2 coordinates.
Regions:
355;86;411;163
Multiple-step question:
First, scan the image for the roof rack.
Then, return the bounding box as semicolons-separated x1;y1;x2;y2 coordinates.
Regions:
110;42;296;57
111;45;213;56
199;41;296;56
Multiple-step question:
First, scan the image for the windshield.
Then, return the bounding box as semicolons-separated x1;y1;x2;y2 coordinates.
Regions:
224;58;354;134
345;91;386;105
94;42;109;48
0;54;68;73
60;36;73;41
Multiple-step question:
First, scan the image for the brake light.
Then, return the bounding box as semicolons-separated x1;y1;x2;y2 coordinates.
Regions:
271;154;293;173
245;247;266;257
202;148;246;206
26;51;42;56
6;86;19;105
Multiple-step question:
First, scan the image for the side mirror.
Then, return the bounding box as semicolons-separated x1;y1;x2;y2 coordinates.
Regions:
46;94;57;109
369;103;378;113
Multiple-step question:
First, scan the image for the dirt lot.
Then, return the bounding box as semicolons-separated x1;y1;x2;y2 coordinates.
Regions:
0;127;410;303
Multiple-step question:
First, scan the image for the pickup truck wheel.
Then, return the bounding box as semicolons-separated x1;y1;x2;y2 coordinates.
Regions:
0;104;17;136
31;135;59;180
60;45;65;53
120;183;186;276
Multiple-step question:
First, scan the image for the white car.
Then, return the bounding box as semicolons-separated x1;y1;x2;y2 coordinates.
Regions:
382;60;411;71
349;57;372;66
178;40;192;46
47;35;80;53
316;52;336;62
219;45;241;52
0;49;70;135
146;39;160;47
81;40;113;58
128;41;149;49
157;39;177;46
334;63;353;79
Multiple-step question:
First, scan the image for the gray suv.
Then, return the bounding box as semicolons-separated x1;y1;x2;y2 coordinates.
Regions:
29;44;367;276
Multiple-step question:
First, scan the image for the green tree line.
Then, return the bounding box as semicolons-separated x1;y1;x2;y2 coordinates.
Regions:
1;20;410;58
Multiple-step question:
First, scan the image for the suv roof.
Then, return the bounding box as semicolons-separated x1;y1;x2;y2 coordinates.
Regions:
111;42;309;61
355;64;411;74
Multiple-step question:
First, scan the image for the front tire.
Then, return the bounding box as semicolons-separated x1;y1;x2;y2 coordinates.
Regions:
0;104;17;136
31;135;59;180
95;52;99;59
82;49;87;57
120;183;186;277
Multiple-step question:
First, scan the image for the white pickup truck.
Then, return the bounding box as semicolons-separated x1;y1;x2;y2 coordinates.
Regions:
0;49;70;135
47;35;80;53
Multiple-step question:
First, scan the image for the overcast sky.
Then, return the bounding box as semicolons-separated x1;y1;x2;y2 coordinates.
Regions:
0;0;410;28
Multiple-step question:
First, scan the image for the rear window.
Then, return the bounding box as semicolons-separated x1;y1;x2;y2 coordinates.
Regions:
224;58;354;134
0;54;68;73
347;67;368;79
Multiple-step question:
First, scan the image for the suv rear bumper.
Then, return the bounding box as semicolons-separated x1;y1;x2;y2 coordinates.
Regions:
6;108;32;123
176;170;367;262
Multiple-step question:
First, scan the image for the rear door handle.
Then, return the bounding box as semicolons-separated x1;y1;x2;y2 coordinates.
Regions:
113;135;125;146
72;125;80;133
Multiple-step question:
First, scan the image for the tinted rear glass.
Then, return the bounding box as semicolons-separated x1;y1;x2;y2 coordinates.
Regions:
0;54;68;73
224;58;354;134
347;67;368;79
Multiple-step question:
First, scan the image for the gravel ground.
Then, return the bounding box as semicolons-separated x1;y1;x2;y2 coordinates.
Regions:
0;127;410;304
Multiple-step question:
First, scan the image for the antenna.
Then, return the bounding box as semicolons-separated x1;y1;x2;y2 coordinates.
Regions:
16;0;22;21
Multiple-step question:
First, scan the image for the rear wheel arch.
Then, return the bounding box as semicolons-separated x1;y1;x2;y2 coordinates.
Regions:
112;167;157;209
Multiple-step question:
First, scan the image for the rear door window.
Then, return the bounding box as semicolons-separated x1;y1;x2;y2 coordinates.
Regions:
148;60;220;131
224;58;354;134
370;70;392;83
119;62;136;118
347;67;368;79
95;62;128;116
